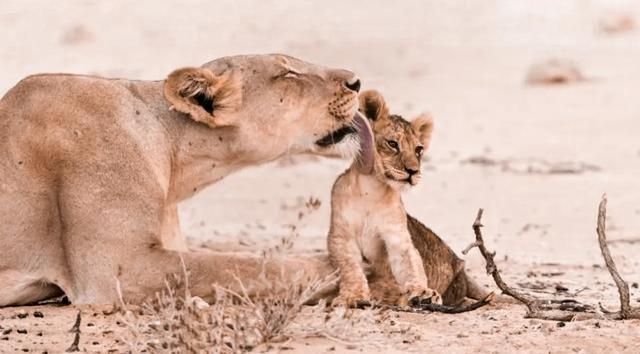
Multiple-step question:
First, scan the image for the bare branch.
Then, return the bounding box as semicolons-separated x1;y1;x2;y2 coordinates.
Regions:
65;311;81;352
468;202;640;321
378;292;495;315
596;194;631;319
470;209;537;310
461;241;481;255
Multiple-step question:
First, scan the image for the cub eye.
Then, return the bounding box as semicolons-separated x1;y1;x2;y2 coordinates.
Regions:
386;139;399;152
415;146;424;157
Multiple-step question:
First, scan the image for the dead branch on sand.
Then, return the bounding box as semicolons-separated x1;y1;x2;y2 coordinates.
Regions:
465;195;640;321
65;311;81;352
381;292;495;315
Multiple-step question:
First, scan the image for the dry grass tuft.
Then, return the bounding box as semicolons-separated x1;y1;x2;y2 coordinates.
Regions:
118;261;349;353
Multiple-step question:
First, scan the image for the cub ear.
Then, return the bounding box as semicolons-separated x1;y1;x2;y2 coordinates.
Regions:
411;113;434;148
163;67;242;128
358;89;389;121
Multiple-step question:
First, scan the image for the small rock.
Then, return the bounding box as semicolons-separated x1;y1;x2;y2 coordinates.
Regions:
33;311;44;318
526;59;585;85
2;329;12;335
557;321;566;328
16;311;28;319
188;296;210;310
17;329;27;334
599;13;635;34
60;25;94;45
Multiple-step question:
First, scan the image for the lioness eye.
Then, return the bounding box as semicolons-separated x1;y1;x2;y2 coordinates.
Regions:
283;70;300;78
415;146;424;156
386;139;399;151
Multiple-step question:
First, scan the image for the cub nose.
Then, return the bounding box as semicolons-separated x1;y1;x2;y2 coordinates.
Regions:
345;77;361;92
405;167;419;176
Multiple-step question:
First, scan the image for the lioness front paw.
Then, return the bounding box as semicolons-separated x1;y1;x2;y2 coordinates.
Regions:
332;291;372;309
404;285;442;307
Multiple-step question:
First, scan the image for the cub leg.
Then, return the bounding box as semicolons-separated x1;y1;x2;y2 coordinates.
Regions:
380;225;442;305
328;226;371;308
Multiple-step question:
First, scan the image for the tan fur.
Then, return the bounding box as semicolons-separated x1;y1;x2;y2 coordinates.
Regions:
328;90;441;307
369;215;491;306
0;54;362;306
163;67;243;128
328;90;492;307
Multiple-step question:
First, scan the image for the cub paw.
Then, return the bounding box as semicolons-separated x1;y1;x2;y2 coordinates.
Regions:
332;292;372;309
405;286;442;308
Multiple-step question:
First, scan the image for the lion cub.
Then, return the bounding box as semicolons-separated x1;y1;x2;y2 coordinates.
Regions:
328;90;440;308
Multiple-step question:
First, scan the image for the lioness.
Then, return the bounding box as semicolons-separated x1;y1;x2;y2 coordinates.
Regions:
0;54;366;306
329;90;490;307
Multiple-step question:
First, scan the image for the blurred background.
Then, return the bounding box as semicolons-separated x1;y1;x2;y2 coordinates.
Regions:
2;0;639;268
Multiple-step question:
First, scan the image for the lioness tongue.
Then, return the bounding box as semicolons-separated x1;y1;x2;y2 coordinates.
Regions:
353;111;375;175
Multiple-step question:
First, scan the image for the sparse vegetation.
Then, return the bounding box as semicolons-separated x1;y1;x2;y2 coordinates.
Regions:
117;258;395;353
118;196;399;353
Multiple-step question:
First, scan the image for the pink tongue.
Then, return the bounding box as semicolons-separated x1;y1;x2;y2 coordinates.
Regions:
353;111;375;174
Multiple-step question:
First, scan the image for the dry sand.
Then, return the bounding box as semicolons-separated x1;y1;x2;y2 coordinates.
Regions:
1;0;639;352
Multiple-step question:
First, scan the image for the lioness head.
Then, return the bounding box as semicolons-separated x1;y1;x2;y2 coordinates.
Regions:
358;90;434;188
163;54;362;158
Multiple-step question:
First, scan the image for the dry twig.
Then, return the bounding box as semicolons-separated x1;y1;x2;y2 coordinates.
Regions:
596;196;632;319
65;311;81;352
382;292;495;314
465;195;640;321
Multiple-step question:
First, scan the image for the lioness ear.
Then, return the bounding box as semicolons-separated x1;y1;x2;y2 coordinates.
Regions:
411;113;434;148
358;90;389;121
163;67;242;128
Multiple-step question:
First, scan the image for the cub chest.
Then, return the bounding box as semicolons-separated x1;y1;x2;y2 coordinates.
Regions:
342;199;393;263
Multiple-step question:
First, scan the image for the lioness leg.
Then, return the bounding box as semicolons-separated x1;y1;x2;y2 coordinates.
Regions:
0;184;72;306
0;270;64;306
57;156;339;304
58;171;335;303
160;204;188;252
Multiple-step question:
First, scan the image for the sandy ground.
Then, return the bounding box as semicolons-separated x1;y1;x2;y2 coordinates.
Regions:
1;0;640;352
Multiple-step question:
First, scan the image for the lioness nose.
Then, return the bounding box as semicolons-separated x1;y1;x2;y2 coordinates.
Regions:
345;77;361;92
405;167;419;176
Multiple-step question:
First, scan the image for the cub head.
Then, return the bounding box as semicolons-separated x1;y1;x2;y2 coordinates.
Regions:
163;54;362;157
358;90;434;188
